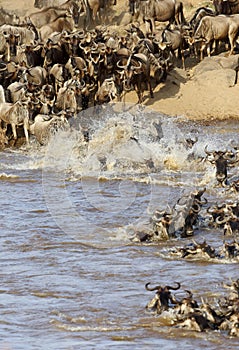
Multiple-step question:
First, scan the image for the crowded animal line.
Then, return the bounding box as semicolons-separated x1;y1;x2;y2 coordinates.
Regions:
1;0;239;146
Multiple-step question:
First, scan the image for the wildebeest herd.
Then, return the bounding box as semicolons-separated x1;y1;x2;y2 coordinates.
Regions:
0;0;239;337
145;278;239;336
1;0;239;145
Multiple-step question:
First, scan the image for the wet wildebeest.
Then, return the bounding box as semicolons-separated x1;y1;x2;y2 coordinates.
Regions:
204;145;238;186
145;282;180;313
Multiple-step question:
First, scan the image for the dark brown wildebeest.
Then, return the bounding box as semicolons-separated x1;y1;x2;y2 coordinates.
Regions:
117;53;154;103
213;0;239;15
145;282;180;314
204;145;238;186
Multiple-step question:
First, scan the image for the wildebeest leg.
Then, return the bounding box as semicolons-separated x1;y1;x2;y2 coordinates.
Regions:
148;80;154;98
180;48;186;70
23;120;29;144
200;42;210;61
206;42;211;57
11;123;17;140
137;90;142;104
200;42;206;60
228;28;237;55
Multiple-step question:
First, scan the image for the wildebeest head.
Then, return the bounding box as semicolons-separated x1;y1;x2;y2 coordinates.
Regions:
205;145;237;185
117;55;142;91
213;0;231;14
175;290;199;315
34;0;44;8
145;282;180;312
68;2;81;27
223;241;239;259
4;32;20;58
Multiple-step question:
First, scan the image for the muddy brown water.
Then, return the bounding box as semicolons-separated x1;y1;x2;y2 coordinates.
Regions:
0;105;239;349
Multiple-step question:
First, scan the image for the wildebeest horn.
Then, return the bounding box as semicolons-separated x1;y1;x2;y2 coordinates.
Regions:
215;215;230;225
177;195;190;206
79;79;86;88
184;290;193;299
191;202;201;213
204;145;214;156
88;82;95;91
166;282;181;290
90;54;100;64
132;61;142;70
3;32;10;38
117;60;127;69
0;62;7;71
207;206;218;214
145;282;161;291
32;97;40;104
104;77;114;82
152;210;166;221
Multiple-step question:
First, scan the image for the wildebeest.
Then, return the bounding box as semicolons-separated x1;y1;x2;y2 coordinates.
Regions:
0;24;37;45
216;214;239;235
178;312;216;332
29;0;82;28
29;113;69;144
39;14;76;42
161;26;188;69
28;7;65;28
0;23;39;62
223;240;239;259
172;188;207;237
145;281;180;313
194;14;239;60
42;39;71;68
0;101;29;144
49;63;69;92
0;7;20;26
204;145;238;185
94;77;117;105
117;53;154;103
22;66;48;87
6;81;29;103
138;0;186;33
82;0;117;27
213;0;239;15
23;42;44;67
55;83;77;114
188;6;215;31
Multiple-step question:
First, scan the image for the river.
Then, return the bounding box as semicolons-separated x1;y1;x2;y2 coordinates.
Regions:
0;103;238;349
